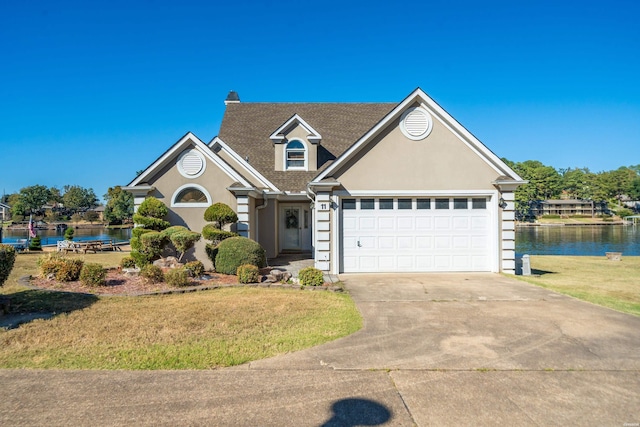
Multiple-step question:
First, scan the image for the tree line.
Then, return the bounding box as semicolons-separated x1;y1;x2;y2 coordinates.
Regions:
2;185;133;225
503;160;640;219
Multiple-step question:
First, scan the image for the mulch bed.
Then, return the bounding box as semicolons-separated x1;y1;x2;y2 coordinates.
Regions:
30;269;241;296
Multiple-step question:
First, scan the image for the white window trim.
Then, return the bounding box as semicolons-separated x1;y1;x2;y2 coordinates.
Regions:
177;149;206;179
171;183;212;207
284;139;308;171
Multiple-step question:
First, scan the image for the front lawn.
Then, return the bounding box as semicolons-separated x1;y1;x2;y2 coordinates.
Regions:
0;252;362;369
515;255;640;316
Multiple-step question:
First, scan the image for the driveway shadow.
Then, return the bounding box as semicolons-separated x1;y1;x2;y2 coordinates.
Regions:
320;398;391;426
0;289;98;330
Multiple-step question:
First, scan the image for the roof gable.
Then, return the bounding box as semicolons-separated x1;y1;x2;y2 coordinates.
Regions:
269;114;322;144
127;132;251;188
314;88;524;183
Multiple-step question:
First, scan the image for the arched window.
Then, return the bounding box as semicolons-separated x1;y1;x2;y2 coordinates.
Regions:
285;140;306;170
171;184;211;207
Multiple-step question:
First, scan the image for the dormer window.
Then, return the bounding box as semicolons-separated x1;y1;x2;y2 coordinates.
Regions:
285;140;306;169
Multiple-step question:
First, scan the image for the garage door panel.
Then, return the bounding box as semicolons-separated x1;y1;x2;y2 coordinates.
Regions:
453;217;470;230
379;236;394;249
434;217;450;229
397;217;413;229
342;197;492;272
397;236;413;249
416;236;433;249
452;236;470;249
435;236;450;249
359;217;375;229
416;217;433;230
378;217;394;229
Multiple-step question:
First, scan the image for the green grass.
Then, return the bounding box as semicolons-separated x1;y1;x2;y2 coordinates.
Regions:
515;255;640;316
0;252;362;369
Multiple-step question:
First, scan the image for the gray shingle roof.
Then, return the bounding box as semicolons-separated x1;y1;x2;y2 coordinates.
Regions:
217;103;396;191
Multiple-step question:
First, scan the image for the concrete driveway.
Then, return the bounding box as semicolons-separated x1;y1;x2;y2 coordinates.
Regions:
1;273;639;426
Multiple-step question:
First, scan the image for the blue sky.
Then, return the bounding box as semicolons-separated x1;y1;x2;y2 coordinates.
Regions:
1;0;639;202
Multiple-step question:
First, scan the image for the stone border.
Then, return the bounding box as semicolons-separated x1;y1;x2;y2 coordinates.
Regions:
17;275;344;298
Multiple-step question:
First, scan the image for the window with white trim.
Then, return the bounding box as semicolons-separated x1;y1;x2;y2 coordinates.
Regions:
171;184;211;207
285;140;306;169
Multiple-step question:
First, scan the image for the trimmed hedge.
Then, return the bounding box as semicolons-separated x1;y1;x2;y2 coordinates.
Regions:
140;264;164;284
119;256;136;269
298;267;324;287
209;236;266;275
185;260;205;277
237;264;260;284
169;230;201;260
80;263;107;287
0;244;17;287
165;268;190;287
139;231;167;260
202;224;237;243
204;203;238;228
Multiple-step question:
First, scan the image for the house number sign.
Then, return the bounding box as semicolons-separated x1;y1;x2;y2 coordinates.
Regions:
319;203;329;211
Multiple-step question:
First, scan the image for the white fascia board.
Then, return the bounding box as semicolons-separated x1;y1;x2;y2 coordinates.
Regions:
209;137;280;191
314;88;524;183
269;114;322;144
128;132;251;188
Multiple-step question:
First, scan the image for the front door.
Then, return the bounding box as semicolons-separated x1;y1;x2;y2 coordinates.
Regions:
279;205;312;252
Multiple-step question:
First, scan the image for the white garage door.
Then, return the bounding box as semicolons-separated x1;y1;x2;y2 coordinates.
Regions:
341;197;492;273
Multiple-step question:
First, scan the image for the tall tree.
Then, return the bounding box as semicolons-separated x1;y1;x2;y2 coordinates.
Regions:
19;185;51;214
62;185;98;213
561;167;595;199
103;186;134;224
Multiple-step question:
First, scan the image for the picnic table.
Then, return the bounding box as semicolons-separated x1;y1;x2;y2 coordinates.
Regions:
57;239;121;254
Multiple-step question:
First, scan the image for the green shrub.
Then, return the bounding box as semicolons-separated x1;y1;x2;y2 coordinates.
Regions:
64;227;74;240
130;251;150;268
161;225;188;239
184;260;205;277
616;208;634;218
0;244;17;287
210;236;266;275
140;264;164;284
119;256;136;269
298;267;324;287
130;228;153;251
132;215;171;231
542;214;561;219
204;203;238;229
237;264;260;284
55;258;84;282
164;268;190;287
139;231;167;260
37;253;62;276
28;236;42;251
202;224;237;243
136;197;168;219
170;230;201;261
80;263;107;287
37;253;84;281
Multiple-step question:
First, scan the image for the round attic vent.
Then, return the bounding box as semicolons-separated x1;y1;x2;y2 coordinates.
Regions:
400;107;433;140
178;150;205;178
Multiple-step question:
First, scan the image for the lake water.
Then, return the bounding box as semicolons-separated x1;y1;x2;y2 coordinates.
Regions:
516;225;640;256
1;227;131;246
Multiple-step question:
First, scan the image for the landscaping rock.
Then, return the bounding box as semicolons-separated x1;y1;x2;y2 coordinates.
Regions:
153;257;183;269
122;267;141;277
269;269;285;281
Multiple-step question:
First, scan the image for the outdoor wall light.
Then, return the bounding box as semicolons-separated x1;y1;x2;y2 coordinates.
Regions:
499;198;508;209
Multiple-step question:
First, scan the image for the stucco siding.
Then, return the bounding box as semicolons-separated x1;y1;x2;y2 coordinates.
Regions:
257;202;277;258
334;116;500;191
143;145;239;268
